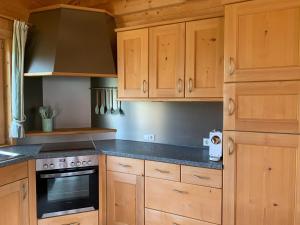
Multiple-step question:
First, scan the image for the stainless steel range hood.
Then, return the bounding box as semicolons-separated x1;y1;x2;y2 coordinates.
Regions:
25;6;117;77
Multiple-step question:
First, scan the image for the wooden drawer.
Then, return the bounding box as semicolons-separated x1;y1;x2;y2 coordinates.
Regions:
145;177;222;224
145;208;215;225
38;211;98;225
181;166;222;188
224;81;300;133
145;161;180;181
107;156;144;176
0;161;28;187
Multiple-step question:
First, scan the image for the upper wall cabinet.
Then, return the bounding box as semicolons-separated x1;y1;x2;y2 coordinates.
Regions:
186;18;224;98
224;0;300;82
118;29;149;98
149;23;185;98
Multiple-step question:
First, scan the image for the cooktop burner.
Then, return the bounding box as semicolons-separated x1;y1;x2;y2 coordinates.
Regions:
40;141;95;153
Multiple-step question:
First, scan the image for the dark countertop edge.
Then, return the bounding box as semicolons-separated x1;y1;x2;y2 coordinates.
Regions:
0;155;33;168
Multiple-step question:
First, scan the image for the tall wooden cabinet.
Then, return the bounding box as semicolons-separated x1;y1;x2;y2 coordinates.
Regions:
223;0;300;225
223;131;300;225
117;29;149;98
224;0;300;82
149;23;185;98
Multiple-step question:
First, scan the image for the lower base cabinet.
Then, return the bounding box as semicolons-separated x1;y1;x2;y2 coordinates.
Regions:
37;211;98;225
0;178;29;225
145;208;216;225
107;171;144;225
223;131;300;225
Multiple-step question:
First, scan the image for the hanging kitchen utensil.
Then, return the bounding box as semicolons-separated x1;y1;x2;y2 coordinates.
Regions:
111;89;115;114
99;89;105;115
104;89;108;114
119;101;124;115
95;90;99;115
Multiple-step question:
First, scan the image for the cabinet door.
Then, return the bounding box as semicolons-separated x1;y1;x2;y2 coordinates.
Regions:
185;18;224;98
224;81;300;133
149;23;185;98
107;171;144;225
0;179;29;225
118;29;148;98
224;0;300;82
223;131;300;225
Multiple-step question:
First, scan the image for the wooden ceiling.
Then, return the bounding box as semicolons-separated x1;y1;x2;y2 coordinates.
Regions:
29;0;226;27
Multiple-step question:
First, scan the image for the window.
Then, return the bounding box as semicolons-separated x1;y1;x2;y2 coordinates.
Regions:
0;39;6;144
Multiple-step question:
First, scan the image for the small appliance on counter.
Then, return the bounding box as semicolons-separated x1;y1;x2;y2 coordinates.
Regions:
208;130;223;161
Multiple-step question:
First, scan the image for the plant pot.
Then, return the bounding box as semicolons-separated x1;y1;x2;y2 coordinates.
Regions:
42;118;53;132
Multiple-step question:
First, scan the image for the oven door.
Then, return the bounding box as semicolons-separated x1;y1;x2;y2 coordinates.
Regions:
37;166;99;219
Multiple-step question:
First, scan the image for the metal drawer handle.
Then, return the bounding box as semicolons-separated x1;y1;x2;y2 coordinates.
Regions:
142;80;148;93
228;98;236;116
193;175;210;180
155;168;170;174
228;57;236;76
177;78;183;93
62;223;80;225
228;137;235;155
118;163;132;168
173;189;188;194
173;223;180;225
188;78;193;93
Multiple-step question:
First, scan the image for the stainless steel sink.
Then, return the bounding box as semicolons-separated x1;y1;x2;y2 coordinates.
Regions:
0;150;24;162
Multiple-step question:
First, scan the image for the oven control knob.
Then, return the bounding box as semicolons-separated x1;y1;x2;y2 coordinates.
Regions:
70;162;75;167
82;161;87;166
88;160;92;165
43;164;48;169
50;164;54;169
76;161;81;166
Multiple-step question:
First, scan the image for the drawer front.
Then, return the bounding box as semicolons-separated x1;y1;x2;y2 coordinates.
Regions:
107;156;144;176
224;81;300;133
38;211;98;225
145;161;180;181
0;161;28;187
181;166;222;188
145;177;222;224
145;208;215;225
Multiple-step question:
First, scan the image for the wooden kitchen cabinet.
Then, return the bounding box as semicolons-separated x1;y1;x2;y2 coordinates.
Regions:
224;81;300;133
107;171;144;225
118;28;149;98
149;23;185;98
38;211;98;225
223;131;300;225
0;178;29;225
224;0;300;82
185;18;224;98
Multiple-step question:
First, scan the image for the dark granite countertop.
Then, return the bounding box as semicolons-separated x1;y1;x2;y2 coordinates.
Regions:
0;140;223;170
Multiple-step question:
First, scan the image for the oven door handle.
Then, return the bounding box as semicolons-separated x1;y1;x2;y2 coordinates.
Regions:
40;169;96;179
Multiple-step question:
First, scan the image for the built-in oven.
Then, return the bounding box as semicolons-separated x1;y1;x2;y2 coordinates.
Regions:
36;155;99;219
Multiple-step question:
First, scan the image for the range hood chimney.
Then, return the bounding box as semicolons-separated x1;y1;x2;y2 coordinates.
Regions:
25;6;117;77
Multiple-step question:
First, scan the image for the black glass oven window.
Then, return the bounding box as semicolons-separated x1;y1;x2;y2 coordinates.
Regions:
47;175;90;202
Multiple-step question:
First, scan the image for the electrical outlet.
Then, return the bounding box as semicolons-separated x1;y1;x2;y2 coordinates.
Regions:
203;138;210;147
144;134;155;142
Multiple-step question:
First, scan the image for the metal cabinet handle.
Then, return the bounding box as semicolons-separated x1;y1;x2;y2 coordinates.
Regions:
62;223;80;225
155;168;170;174
173;189;188;194
188;78;193;93
228;57;236;76
177;78;183;93
142;80;148;93
118;163;132;168
228;98;236;116
228;137;235;155
193;175;210;180
173;223;180;225
22;183;27;201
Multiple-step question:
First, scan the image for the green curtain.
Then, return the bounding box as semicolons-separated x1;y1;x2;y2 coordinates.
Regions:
10;20;28;138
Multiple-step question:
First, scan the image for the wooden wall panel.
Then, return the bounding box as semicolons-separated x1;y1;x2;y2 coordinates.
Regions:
0;0;30;21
